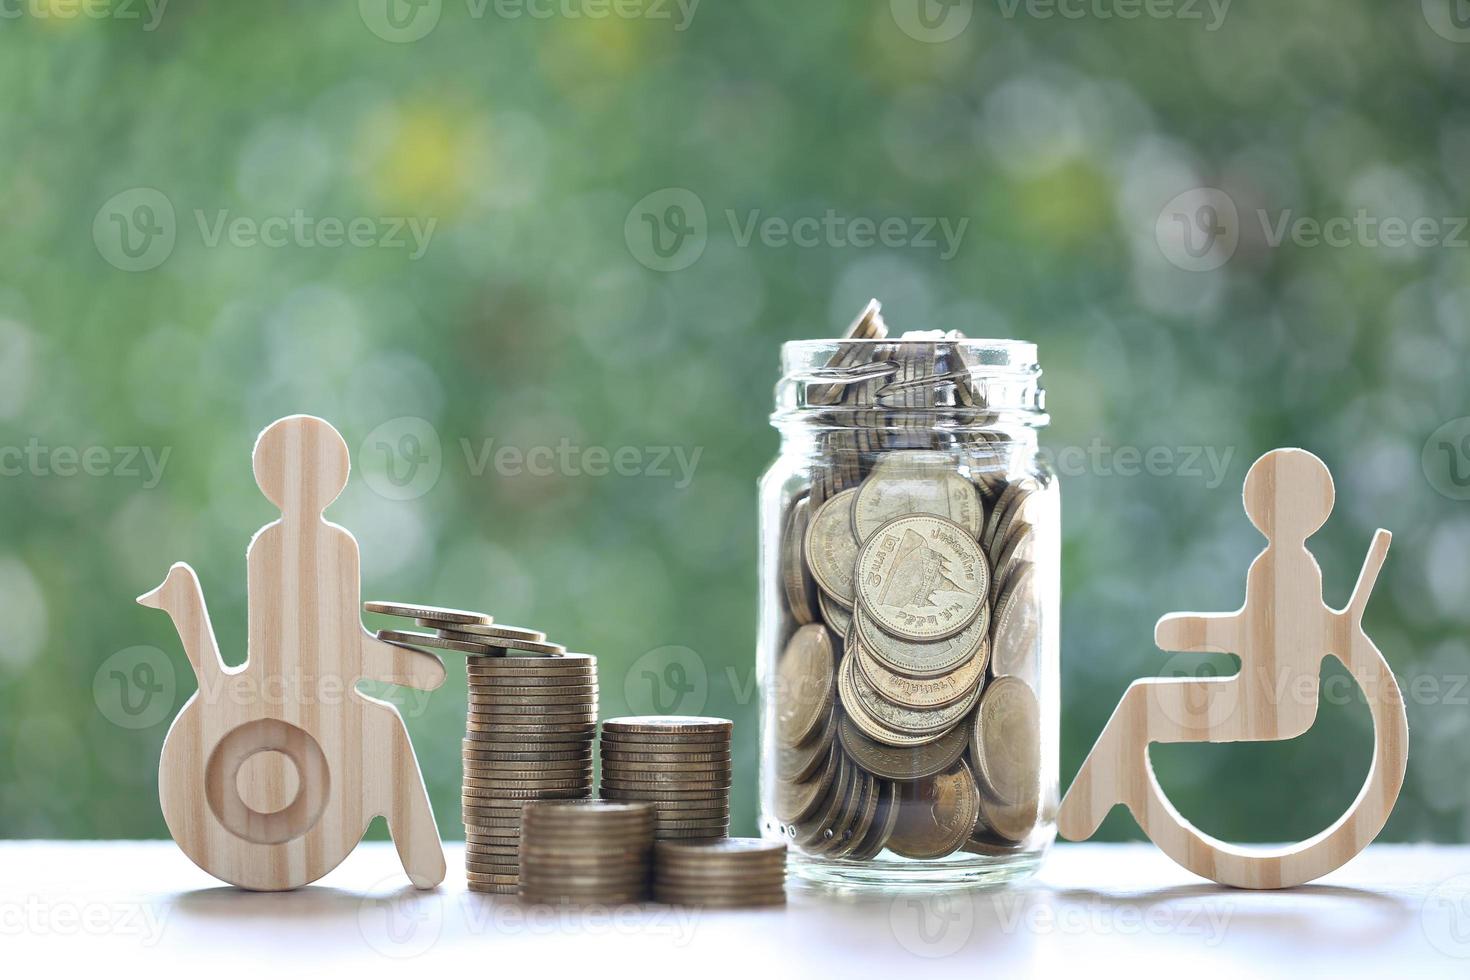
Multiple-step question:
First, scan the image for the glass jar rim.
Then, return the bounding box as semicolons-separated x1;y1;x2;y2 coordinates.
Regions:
773;337;1047;429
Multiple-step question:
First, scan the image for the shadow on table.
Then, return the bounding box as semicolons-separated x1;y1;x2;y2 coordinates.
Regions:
167;883;427;923
1049;882;1416;944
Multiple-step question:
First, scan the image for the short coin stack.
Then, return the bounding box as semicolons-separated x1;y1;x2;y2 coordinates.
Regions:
366;601;598;896
600;717;733;841
519;801;655;905
653;838;787;908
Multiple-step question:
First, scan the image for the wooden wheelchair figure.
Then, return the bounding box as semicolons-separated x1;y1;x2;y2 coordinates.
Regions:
1058;448;1408;889
138;415;447;890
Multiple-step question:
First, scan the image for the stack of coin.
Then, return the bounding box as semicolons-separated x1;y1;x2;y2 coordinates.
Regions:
652;838;787;908
770;309;1045;863
519;801;654;905
600;717;732;841
365;601;598;895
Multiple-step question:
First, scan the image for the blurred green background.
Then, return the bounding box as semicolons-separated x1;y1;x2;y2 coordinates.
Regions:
1;0;1468;848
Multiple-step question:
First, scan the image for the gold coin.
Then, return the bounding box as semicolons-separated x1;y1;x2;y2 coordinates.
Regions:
777;702;835;783
982;478;1036;554
782;495;819;624
601;716;733;736
990;563;1040;679
836;653;958;748
378;629;498;656
466;720;597;734
836;711;969;781
364;601;490;625
840;647;982;738
466;652;596;671
600;787;729;803
776;624;834;748
600;730;731;747
819;592;853;639
976;791;1038;843
988;522;1033;604
774;743;837;823
855;628;989;709
462;745;591;762
855;515;988;642
854;600;988;681
885;760;980;860
793;754;852;847
655;838;784;863
812;768;875;856
971;675;1040;806
467;692;597;706
846;779;900;860
852;453;983;541
601;750;732;765
432;621;547;643
804;488;861;607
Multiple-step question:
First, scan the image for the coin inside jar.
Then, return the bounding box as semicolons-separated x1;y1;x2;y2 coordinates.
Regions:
804;488;861;608
855;515;988;643
971;675;1041;806
885;760;981;860
776;624;834;748
852;452;984;541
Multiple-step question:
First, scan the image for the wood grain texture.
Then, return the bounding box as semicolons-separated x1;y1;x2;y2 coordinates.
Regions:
1057;448;1408;889
138;415;447;891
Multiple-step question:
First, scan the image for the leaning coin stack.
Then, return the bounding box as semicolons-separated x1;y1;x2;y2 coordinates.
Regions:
772;313;1045;862
366;601;598;895
519;801;655;905
600;717;732;841
652;838;787;909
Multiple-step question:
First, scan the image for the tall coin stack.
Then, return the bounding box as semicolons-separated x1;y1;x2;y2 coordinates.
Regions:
366;601;599;896
519;801;655;905
770;306;1045;862
599;717;733;842
653;838;787;909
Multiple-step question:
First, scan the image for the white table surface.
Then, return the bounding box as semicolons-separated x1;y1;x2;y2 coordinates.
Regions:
4;841;1469;977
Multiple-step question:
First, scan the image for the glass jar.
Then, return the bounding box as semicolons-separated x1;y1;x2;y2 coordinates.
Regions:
757;328;1058;889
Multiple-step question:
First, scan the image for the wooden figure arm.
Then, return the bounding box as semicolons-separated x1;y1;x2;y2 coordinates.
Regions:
1154;611;1241;654
1343;529;1391;623
359;632;447;690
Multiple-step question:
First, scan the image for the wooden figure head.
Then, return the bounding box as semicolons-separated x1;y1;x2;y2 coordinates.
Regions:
252;415;351;517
